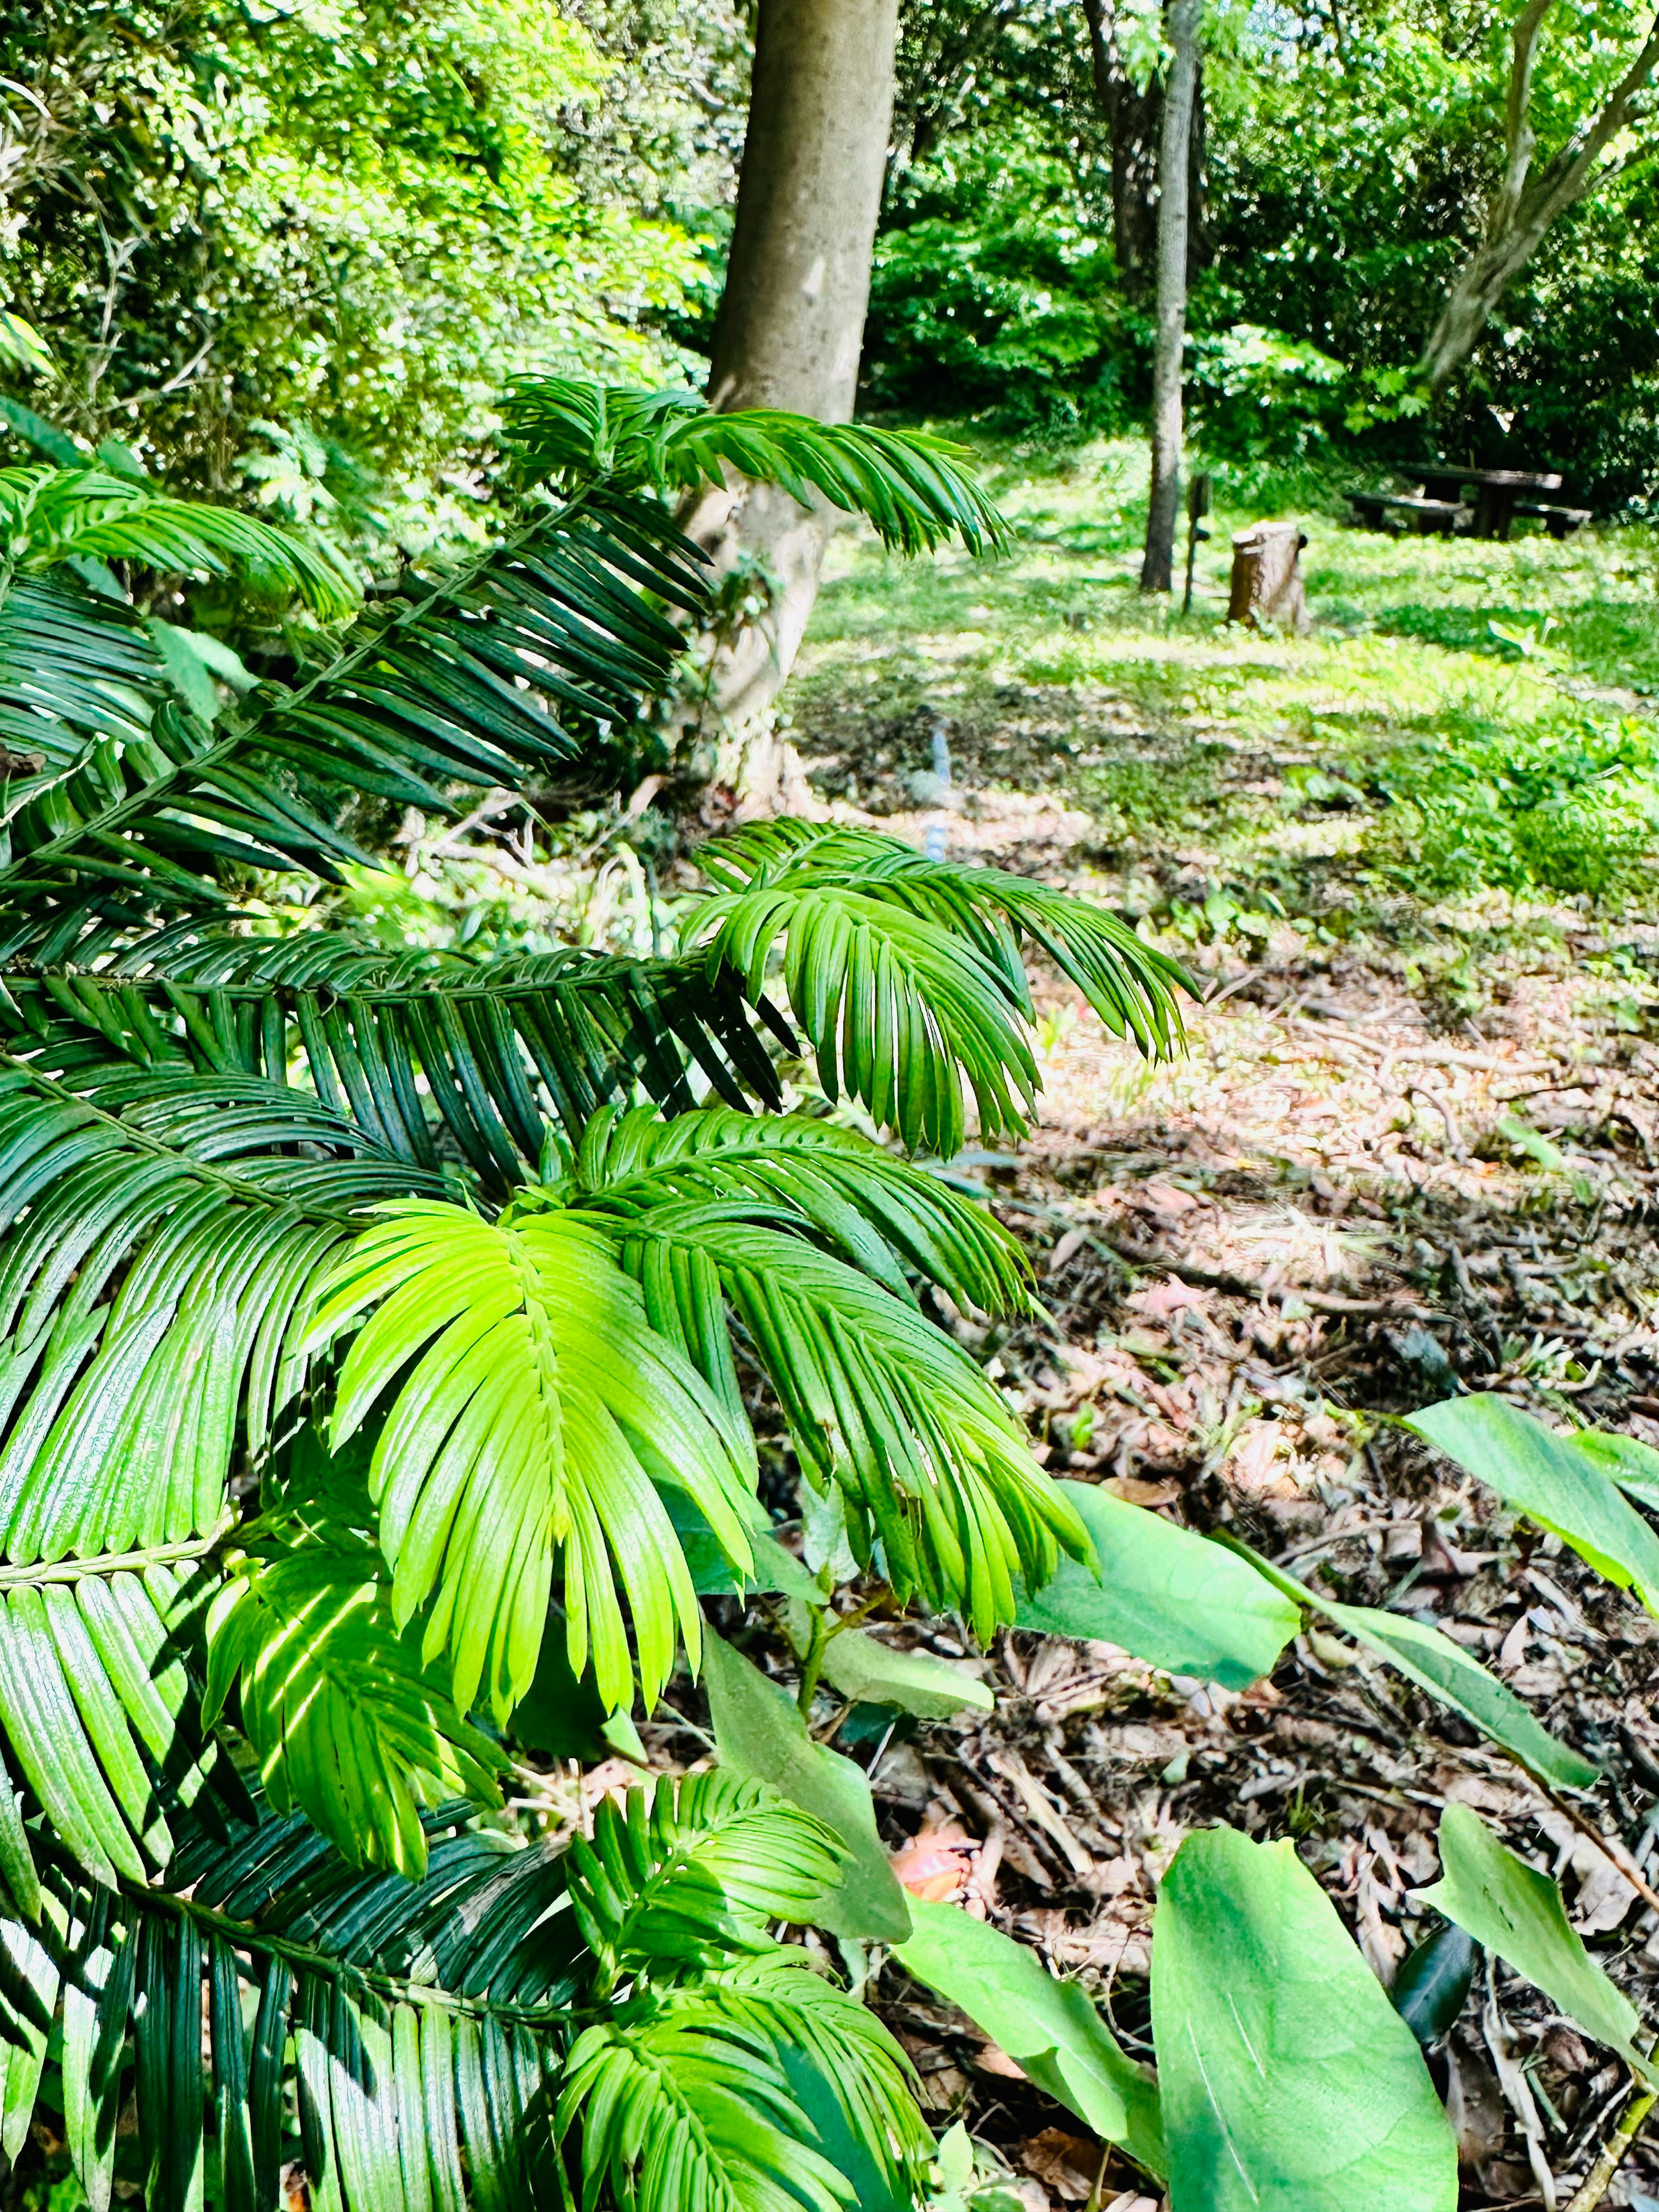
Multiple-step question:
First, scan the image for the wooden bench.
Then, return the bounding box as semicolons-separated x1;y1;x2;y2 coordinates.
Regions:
1347;491;1470;536
1511;501;1592;540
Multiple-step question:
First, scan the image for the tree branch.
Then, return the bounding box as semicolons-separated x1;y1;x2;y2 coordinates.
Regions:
1493;0;1556;232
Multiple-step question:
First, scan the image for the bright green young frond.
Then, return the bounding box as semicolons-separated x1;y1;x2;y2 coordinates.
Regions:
693;823;1192;1150
0;466;356;617
567;1772;845;1986
586;1199;1084;1639
559;1101;1032;1315
204;1434;506;1878
500;374;1011;556
310;1200;759;1719
561;1950;927;2212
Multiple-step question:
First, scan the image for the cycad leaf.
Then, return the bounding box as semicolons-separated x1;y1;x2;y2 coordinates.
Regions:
205;1434;506;1878
598;1200;1082;1637
566;1771;845;1982
0;490;710;923
501;374;1010;555
692;825;1190;1151
562;1101;1030;1316
0;465;356;615
310;1200;756;1718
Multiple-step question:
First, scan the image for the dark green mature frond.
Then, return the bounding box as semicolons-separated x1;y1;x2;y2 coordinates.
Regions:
0;924;788;1194
0;466;357;616
26;1804;584;2212
500;375;1011;556
693;822;1192;1151
567;1772;844;1988
204;1434;506;1878
308;1201;759;1720
14;1773;928;2212
0;492;709;925
559;1102;1032;1316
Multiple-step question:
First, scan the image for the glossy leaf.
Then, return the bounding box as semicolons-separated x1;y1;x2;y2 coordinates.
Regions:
894;1897;1165;2179
1152;1827;1458;2212
1408;1393;1659;1611
1418;1802;1654;2081
1016;1481;1300;1687
1390;1920;1478;2048
798;1607;995;1722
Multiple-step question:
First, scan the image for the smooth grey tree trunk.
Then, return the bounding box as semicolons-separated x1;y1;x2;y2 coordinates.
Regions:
683;0;899;813
1140;0;1202;595
1418;1;1659;393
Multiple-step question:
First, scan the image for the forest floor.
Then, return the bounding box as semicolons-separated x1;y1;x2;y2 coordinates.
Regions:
774;444;1659;2211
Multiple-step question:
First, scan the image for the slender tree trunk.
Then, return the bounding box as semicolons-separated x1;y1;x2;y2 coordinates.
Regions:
1417;1;1659;393
1081;0;1162;303
1141;0;1202;594
682;0;899;813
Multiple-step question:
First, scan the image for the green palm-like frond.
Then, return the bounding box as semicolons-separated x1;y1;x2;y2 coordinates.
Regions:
309;1201;759;1719
607;1207;1082;1638
0;1039;428;1888
567;1771;844;1987
1;925;788;1190
11;1776;928;2212
204;1433;506;1877
562;1951;927;2212
558;1101;1031;1318
501;375;1011;556
0;465;357;616
0;491;709;925
693;823;1192;1152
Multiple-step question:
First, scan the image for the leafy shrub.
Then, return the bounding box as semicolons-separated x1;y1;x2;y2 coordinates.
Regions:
1368;705;1659;900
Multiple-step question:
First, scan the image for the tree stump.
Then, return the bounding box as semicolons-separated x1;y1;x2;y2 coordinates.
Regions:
1227;522;1309;633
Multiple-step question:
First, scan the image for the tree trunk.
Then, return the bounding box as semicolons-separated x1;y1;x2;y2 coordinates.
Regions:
1081;2;1209;305
1140;0;1202;595
682;0;899;814
1417;3;1659;394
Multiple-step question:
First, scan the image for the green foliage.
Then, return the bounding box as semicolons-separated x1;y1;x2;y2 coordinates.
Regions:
1408;1393;1659;1614
702;1628;912;1944
0;392;1193;2202
1151;1828;1457;2212
895;1898;1165;2174
1370;708;1659;902
1013;1479;1300;1688
0;0;707;549
501;377;1012;556
1421;1804;1655;2082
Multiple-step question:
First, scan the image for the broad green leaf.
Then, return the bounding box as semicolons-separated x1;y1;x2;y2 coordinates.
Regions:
1418;1804;1653;2082
702;1627;911;1943
894;1898;1165;2180
1231;1540;1600;1791
1016;1481;1299;1687
1408;1394;1659;1612
785;1602;993;1721
1152;1828;1457;2212
1570;1427;1659;1513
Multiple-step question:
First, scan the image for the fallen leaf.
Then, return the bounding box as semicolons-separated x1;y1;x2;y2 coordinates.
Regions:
892;1823;975;1904
1100;1474;1182;1506
1020;2126;1103;2204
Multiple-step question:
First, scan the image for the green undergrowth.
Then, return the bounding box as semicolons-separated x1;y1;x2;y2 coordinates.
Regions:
794;429;1659;943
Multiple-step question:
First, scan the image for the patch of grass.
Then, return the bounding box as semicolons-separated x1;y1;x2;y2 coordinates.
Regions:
798;430;1659;928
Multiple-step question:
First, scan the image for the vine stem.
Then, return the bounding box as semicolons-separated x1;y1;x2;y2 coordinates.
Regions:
1563;2079;1656;2212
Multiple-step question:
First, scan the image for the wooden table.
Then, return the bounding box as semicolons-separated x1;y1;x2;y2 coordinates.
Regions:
1409;464;1563;540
